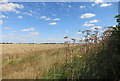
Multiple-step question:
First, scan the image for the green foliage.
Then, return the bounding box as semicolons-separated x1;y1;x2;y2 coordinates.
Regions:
44;44;114;79
115;14;120;18
3;59;18;65
43;14;120;80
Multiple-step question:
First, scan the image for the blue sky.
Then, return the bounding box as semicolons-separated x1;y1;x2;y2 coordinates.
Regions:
0;1;118;43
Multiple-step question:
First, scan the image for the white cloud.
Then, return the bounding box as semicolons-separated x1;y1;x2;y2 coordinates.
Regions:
23;12;32;16
91;0;111;7
91;0;104;6
101;3;112;7
63;34;66;36
45;18;51;20
76;32;82;34
18;16;22;19
46;38;64;43
91;26;101;30
92;4;96;6
49;22;57;25
11;31;16;32
0;0;8;3
0;15;8;18
100;30;105;32
68;5;72;8
4;27;11;29
8;33;14;36
0;3;24;12
65;30;69;33
80;6;86;8
29;10;33;13
81;13;96;18
52;14;56;16
0;35;6;38
113;25;117;27
83;21;94;26
0;20;3;24
21;28;35;31
40;16;46;19
89;20;99;23
53;18;60;21
16;11;20;13
29;32;40;35
95;0;104;4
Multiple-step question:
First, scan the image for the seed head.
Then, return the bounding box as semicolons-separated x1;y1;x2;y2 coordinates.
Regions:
71;38;76;41
79;40;82;42
64;36;68;39
105;29;110;32
86;30;91;32
95;27;99;30
82;31;85;33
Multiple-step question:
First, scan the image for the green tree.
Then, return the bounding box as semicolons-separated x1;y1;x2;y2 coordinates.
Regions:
115;14;120;30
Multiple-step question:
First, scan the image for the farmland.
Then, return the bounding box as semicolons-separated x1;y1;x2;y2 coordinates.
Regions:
2;44;79;79
2;44;65;60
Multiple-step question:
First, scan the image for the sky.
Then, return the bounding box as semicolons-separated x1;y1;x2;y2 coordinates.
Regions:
0;0;118;43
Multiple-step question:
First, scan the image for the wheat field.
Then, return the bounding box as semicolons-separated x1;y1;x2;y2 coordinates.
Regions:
1;44;78;79
2;44;65;60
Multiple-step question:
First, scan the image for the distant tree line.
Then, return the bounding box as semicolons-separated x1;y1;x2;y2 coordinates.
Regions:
0;42;13;44
0;42;64;44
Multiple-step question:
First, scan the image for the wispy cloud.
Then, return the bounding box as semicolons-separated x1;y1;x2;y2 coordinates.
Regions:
18;16;22;19
23;12;32;16
11;31;16;32
92;0;104;6
4;27;11;30
89;20;99;23
92;4;96;6
80;6;86;8
53;18;60;21
8;33;14;36
45;18;51;20
16;11;20;13
101;3;112;7
76;32;82;34
0;0;8;3
95;0;104;4
83;21;94;26
40;16;46;19
21;28;35;31
0;35;6;38
0;15;8;18
65;30;69;33
29;32;40;35
68;5;72;8
49;22;57;25
81;13;96;18
100;30;105;33
52;14;56;16
0;20;3;24
0;2;24;12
